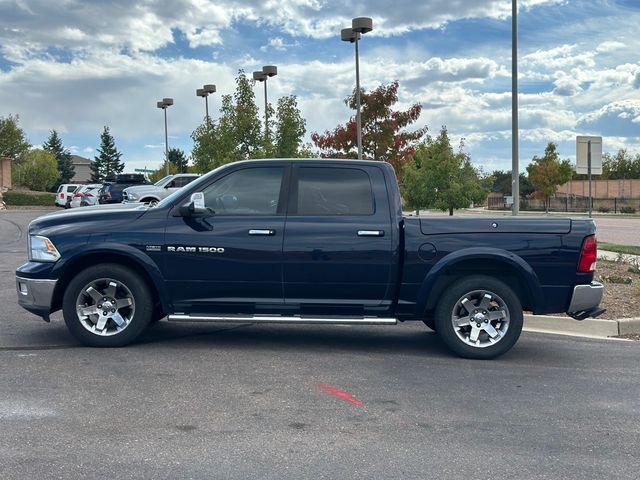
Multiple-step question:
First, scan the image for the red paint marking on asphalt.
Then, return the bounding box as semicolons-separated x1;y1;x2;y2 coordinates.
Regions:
318;383;364;407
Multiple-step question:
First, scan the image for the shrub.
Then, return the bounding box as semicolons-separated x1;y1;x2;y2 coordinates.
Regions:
601;274;633;285
3;190;55;206
620;206;636;214
598;206;611;213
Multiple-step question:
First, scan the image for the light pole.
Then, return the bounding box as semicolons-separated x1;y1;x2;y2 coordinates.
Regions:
341;17;373;160
196;84;216;119
156;97;173;176
253;65;278;141
511;0;520;216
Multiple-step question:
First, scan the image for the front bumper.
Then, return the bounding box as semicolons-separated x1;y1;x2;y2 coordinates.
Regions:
567;281;605;320
16;276;57;321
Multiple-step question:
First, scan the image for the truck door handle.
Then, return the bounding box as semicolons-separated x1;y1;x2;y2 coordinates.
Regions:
357;230;385;237
249;229;276;236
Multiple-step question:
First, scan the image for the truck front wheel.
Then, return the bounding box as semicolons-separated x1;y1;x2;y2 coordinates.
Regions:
62;264;153;347
434;275;523;359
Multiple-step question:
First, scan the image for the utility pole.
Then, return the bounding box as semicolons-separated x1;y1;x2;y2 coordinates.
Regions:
511;0;520;216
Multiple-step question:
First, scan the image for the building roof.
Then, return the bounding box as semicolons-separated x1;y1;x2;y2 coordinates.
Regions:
70;155;92;165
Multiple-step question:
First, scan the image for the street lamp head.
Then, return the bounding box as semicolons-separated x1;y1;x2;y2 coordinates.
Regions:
253;71;266;82
204;84;216;93
341;28;360;43
196;88;207;97
352;17;373;34
262;65;277;77
162;97;174;106
156;101;164;109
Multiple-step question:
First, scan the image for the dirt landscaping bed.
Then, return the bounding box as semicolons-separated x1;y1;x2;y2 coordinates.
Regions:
595;258;640;320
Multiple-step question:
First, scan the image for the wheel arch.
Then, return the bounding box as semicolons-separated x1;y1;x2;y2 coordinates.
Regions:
140;195;161;203
50;244;170;316
418;248;543;314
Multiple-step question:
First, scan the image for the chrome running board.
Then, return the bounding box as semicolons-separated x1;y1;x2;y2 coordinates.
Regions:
166;314;397;325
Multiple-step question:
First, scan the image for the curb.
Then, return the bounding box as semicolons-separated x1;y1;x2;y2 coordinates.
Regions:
524;314;640;338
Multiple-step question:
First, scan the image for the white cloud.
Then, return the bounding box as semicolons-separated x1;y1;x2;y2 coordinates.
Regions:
596;41;626;53
260;37;298;52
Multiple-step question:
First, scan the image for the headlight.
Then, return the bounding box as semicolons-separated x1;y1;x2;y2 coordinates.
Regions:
29;235;61;262
127;192;139;201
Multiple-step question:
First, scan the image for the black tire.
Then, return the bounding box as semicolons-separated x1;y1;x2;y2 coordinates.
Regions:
434;275;523;359
62;263;153;347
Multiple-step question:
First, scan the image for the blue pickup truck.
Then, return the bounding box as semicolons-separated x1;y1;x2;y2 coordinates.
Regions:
15;159;604;358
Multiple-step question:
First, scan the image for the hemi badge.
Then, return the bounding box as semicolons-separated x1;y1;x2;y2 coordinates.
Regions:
145;245;162;252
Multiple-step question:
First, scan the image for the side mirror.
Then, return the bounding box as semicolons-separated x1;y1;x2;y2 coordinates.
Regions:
181;192;208;216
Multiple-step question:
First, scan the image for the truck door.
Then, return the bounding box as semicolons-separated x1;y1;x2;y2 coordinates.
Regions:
163;164;288;314
282;164;394;314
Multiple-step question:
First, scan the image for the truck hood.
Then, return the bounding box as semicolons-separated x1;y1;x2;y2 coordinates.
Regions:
123;184;161;194
29;203;149;235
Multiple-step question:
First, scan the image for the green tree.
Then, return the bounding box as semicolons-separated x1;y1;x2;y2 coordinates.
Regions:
43;130;75;185
0;114;30;163
149;162;179;183
13;149;58;191
312;81;427;176
191;107;237;173
191;71;265;172
526;142;573;213
234;71;262;159
168;147;188;173
484;170;535;196
601;149;640;179
274;95;307;158
402;127;486;215
91;126;124;182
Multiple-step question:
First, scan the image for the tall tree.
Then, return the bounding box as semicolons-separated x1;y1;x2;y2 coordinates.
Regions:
526;142;573;213
43;130;75;185
191;71;266;172
168;147;188;173
275;95;306;158
13;149;58;191
91;126;124;182
311;81;427;175
402;127;486;215
0;114;30;163
234;71;262;160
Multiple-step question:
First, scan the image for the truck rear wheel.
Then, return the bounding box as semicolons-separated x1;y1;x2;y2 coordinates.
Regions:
62;263;153;347
434;275;523;359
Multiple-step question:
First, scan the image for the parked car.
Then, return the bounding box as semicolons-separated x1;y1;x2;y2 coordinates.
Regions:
69;184;103;208
55;184;80;208
98;174;149;204
122;174;199;206
80;185;102;207
15;159;604;359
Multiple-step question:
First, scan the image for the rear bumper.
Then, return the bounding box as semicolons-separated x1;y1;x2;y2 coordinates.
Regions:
16;276;57;321
567;281;605;320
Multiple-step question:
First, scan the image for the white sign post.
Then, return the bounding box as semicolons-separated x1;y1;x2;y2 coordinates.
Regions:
576;136;602;218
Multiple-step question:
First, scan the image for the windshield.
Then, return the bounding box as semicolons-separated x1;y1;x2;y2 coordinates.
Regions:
154;175;173;187
156;167;224;209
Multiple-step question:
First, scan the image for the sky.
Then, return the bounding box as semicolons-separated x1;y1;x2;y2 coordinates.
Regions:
1;0;639;174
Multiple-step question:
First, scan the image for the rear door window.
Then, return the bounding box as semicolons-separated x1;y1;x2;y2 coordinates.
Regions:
294;167;374;216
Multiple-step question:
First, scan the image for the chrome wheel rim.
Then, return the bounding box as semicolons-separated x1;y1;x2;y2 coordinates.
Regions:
75;278;135;336
451;289;510;348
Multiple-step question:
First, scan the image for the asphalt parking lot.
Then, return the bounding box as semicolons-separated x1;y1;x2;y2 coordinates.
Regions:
1;210;640;479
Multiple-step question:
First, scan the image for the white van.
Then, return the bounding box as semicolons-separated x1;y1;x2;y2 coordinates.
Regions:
55;184;80;208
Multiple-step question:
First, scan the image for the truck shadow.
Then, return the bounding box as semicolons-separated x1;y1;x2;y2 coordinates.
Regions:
138;321;456;358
